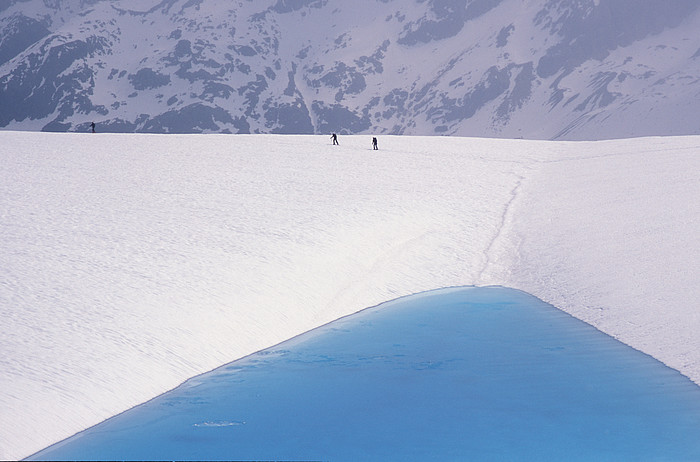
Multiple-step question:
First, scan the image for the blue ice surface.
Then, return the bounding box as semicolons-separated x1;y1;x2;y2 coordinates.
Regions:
30;286;700;461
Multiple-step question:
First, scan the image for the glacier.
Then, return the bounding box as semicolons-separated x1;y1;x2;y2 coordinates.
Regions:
1;131;699;459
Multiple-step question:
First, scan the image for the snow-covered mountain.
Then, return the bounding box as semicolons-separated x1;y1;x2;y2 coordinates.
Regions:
1;0;699;139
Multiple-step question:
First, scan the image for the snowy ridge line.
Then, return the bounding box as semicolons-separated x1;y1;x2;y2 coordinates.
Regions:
1;132;699;460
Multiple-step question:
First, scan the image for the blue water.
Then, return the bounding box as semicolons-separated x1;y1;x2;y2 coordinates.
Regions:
30;287;700;461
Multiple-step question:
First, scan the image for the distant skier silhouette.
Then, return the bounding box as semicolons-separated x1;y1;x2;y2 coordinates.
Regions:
372;137;378;150
90;122;96;133
331;133;339;145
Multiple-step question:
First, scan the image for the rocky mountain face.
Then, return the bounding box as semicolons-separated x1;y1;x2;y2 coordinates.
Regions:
1;0;699;139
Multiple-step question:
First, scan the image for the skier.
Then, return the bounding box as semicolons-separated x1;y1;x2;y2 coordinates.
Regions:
90;122;96;133
372;136;378;150
331;133;339;145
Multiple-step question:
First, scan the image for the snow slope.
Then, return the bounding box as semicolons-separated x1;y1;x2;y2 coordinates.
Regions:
1;132;699;460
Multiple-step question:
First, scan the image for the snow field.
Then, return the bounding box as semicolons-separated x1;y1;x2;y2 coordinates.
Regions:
1;131;699;460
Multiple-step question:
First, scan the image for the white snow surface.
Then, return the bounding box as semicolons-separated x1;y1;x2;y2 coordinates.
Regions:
1;132;699;460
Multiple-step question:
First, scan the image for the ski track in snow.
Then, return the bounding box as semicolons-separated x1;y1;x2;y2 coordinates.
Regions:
1;132;699;460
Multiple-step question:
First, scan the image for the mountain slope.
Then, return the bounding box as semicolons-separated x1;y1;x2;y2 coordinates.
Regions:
1;0;700;139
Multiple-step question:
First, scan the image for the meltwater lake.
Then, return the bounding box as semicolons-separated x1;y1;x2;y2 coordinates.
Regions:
30;286;700;461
